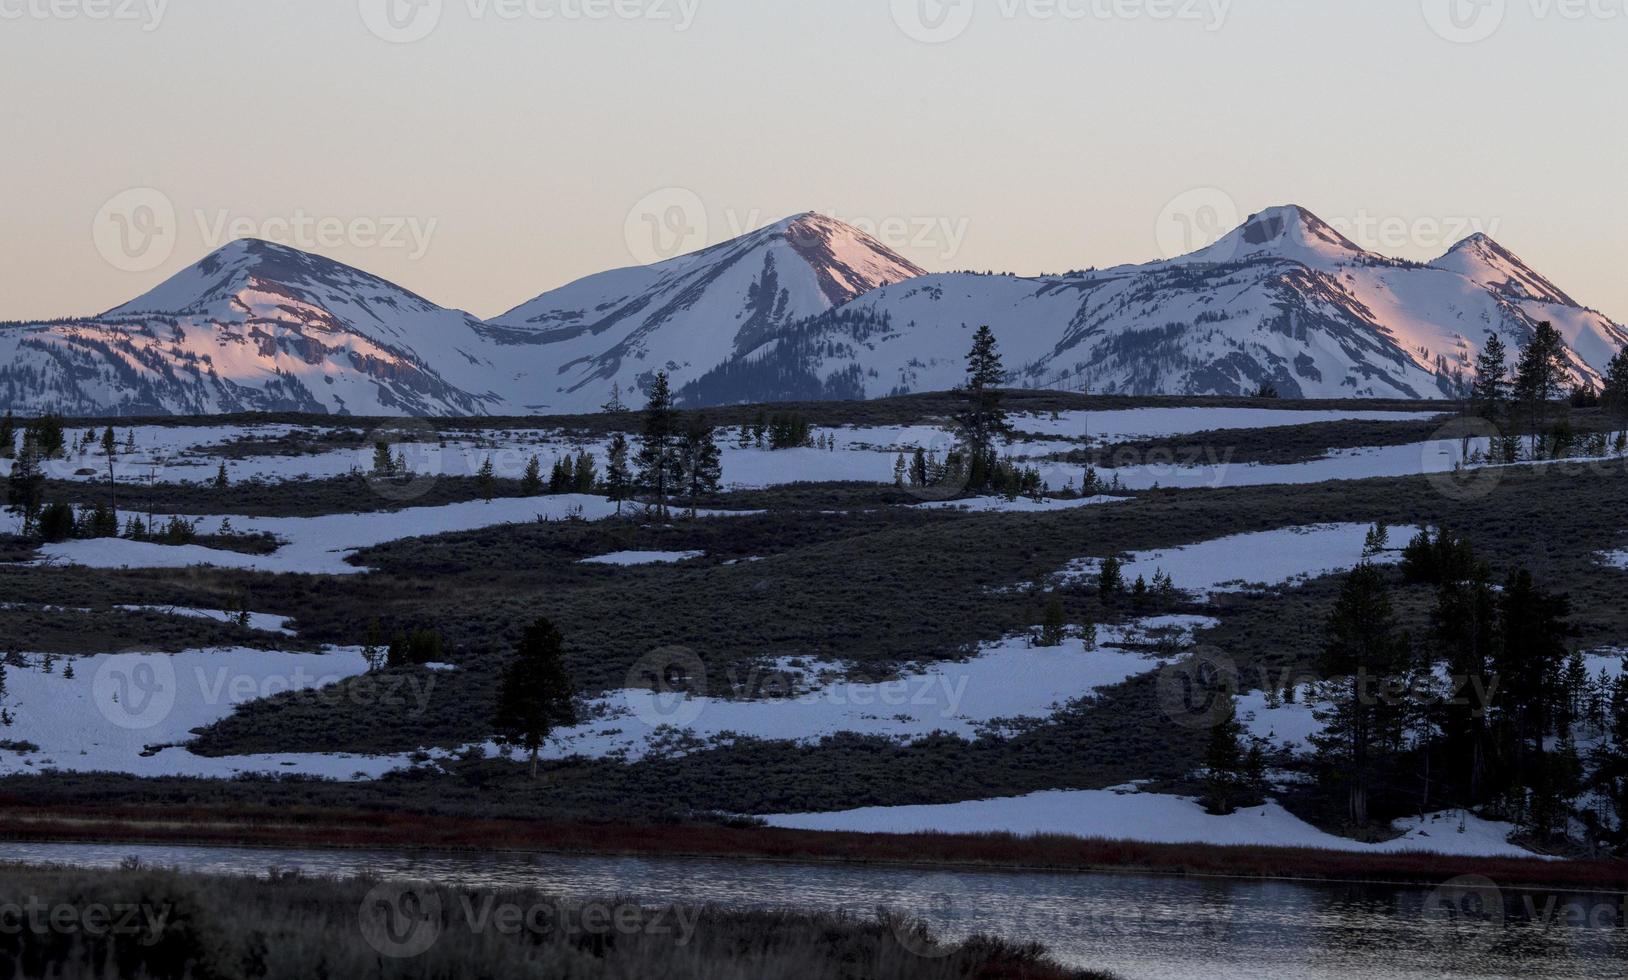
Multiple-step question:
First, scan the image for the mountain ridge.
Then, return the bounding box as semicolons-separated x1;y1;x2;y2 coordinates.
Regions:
2;206;1623;416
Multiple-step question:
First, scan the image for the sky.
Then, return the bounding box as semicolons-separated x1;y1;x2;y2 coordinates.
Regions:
1;0;1624;323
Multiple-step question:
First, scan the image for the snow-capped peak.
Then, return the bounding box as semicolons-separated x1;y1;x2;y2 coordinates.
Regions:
106;238;449;319
1176;204;1370;268
1432;232;1577;306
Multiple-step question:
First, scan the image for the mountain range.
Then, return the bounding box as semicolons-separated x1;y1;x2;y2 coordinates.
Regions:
3;206;1623;417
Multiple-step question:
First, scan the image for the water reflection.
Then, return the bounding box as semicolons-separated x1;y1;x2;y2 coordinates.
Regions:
0;841;1620;980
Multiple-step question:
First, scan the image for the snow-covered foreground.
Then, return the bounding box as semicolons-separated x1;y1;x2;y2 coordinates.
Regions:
35;496;756;575
0;646;407;779
763;790;1537;858
1059;523;1421;599
430;616;1219;766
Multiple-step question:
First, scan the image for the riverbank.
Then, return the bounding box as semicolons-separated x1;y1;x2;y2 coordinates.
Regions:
0;862;1106;980
1;803;1621;894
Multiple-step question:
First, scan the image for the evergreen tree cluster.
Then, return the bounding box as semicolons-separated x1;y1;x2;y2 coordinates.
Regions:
736;411;819;451
634;372;723;517
0;412;67;460
1467;327;1627;461
1299;527;1628;847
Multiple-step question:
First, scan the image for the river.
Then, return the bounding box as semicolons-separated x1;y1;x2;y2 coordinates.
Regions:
0;840;1621;979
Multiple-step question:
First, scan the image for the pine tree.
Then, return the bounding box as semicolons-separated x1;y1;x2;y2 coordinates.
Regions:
520;455;543;496
0;411;13;459
5;433;45;536
1098;556;1124;597
1512;322;1568;454
893;452;907;488
635;372;680;516
214;461;229;490
493;618;579;779
1470;333;1510;418
605;433;633;514
1203;693;1246;815
1313;563;1411;827
1495;568;1573;831
601;382;627;414
28;415;64;459
1603;344;1628;444
573;450;597;493
909;447;928;488
677;416;723;517
1038;596;1067;647
372;441;396;477
953;326;1013;490
477;456;495;503
1433;562;1499;804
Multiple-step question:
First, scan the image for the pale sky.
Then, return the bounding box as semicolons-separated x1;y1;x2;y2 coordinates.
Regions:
2;0;1623;323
